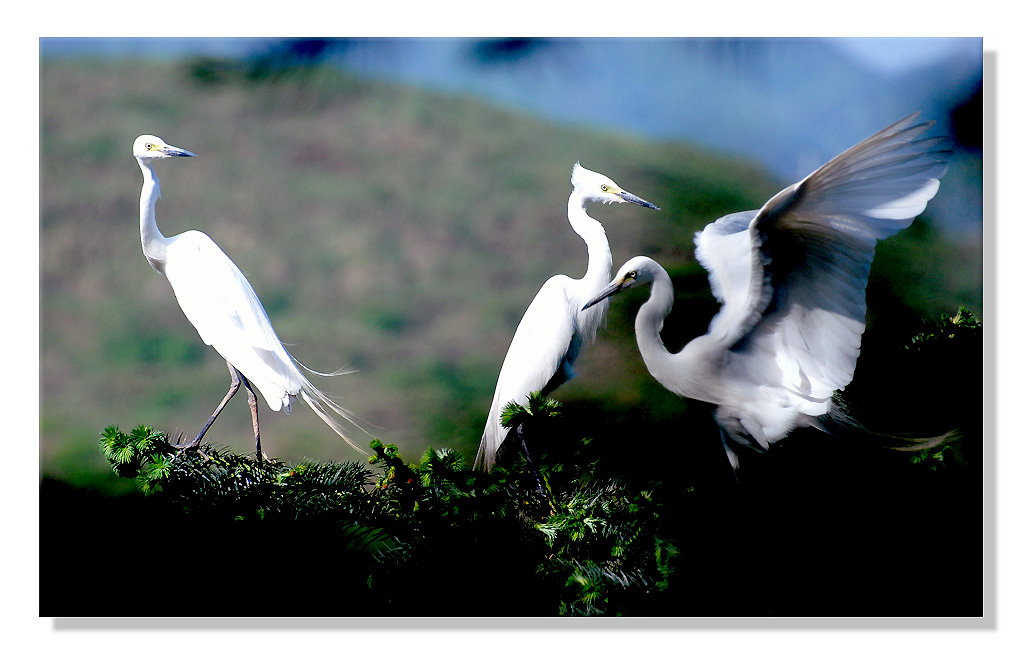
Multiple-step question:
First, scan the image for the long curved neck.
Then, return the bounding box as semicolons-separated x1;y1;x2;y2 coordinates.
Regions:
635;266;715;402
138;159;169;273
634;266;675;374
567;191;612;294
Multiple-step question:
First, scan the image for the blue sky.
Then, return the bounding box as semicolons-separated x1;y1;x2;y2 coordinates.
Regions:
832;37;980;72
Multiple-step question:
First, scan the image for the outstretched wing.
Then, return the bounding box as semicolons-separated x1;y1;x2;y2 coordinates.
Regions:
693;210;762;346
163;230;300;411
729;113;948;406
475;275;580;470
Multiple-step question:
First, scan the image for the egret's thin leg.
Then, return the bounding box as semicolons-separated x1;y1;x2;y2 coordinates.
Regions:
177;361;241;450
517;424;556;515
237;370;263;462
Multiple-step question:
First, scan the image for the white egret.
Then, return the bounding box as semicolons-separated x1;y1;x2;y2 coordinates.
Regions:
475;163;659;471
133;135;366;460
583;114;949;473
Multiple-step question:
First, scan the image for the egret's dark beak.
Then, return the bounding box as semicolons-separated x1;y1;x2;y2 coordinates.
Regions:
582;279;625;311
164;145;197;157
616;190;659;210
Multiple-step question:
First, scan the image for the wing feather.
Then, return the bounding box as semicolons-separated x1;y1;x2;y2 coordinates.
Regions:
740;114;948;406
149;209;364;453
163;230;299;411
475;276;578;470
694;114;948;427
693;210;764;345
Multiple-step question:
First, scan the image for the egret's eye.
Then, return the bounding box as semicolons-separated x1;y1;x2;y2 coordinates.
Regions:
146;143;154;150
600;184;609;192
625;271;637;281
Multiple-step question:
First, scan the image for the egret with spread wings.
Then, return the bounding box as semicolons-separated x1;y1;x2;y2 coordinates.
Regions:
584;114;949;472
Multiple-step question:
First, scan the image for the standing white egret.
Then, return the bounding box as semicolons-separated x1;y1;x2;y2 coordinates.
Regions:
133;135;366;460
475;163;659;471
583;113;949;473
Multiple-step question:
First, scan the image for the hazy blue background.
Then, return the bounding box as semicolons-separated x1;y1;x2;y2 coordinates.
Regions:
41;37;982;234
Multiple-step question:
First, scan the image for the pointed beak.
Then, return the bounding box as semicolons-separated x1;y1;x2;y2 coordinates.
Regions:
163;144;196;157
616;190;659;210
582;279;625;311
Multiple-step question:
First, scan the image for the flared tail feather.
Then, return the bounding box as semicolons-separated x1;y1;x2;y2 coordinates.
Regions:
299;382;370;457
815;406;957;454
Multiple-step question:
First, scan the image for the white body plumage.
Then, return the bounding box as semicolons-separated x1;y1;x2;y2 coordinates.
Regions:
585;114;949;471
134;135;364;457
475;163;659;470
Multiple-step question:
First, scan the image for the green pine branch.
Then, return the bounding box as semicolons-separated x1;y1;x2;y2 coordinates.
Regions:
95;308;979;616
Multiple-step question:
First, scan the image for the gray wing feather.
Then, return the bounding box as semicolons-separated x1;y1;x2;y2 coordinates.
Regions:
741;113;949;402
695;114;949;414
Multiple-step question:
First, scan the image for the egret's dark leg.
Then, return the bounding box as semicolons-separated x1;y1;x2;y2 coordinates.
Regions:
176;361;240;451
237;371;263;462
517;424;556;514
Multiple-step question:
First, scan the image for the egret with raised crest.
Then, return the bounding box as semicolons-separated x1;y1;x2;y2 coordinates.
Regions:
475;163;659;471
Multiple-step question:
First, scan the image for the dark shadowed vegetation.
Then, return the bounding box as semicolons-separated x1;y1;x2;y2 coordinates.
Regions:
39;313;980;616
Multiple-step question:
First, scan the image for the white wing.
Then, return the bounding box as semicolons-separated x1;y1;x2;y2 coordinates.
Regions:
709;114;948;418
693;210;762;346
162;230;301;412
475;275;583;470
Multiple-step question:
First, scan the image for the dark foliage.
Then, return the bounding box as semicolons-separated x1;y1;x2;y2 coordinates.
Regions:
187;39;350;86
40;311;981;618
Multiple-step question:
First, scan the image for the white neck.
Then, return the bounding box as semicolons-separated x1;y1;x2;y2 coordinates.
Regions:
567;190;613;296
138;159;169;273
634;266;716;403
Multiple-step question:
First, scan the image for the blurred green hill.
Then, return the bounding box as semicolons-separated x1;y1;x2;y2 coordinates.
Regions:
40;57;982;490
